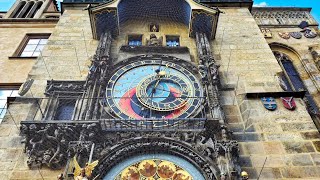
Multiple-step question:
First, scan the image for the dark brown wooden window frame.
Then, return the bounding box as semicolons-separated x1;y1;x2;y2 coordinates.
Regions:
11;33;50;59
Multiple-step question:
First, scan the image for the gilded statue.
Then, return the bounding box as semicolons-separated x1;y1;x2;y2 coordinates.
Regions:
73;157;99;180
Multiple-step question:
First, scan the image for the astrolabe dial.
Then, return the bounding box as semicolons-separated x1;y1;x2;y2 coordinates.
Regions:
136;72;190;111
105;60;203;120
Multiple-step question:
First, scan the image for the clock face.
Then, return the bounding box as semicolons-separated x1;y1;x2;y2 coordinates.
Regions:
105;60;203;122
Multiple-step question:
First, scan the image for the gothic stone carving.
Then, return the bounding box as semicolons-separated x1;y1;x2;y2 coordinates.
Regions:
20;122;101;169
309;46;320;66
260;28;272;38
146;34;163;46
86;32;113;88
92;136;218;179
252;9;317;26
45;80;85;95
20;120;241;179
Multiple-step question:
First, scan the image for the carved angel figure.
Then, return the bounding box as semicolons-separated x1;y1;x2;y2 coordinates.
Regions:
73;156;99;180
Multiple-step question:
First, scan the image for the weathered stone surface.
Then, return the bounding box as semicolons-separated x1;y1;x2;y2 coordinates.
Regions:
313;141;320;152
265;133;303;141
263;142;285;155
301;131;320;140
243;142;266;155
282;141;315;154
225;115;242;123
251;155;285;168
281;122;318;132
289;154;314;166
281;167;320;178
233;133;265;142
257;168;282;179
311;154;320;165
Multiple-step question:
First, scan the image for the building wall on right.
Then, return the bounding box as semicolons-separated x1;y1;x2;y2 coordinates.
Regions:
211;6;320;179
253;7;320;109
226;7;320;179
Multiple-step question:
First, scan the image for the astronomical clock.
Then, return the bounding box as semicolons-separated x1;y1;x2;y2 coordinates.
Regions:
18;0;241;179
105;60;203;121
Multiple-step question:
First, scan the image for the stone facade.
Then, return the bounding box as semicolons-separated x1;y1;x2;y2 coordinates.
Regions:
0;0;320;180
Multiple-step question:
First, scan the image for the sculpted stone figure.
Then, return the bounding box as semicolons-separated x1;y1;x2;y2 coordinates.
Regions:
147;34;163;46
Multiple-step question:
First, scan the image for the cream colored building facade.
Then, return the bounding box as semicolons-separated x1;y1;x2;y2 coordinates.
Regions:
0;0;319;179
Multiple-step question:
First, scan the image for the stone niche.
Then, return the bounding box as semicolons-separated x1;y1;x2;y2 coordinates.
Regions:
309;45;320;70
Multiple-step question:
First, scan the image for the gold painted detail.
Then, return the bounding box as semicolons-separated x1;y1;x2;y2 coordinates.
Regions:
278;32;290;39
260;28;272;38
116;159;193;180
73;157;99;179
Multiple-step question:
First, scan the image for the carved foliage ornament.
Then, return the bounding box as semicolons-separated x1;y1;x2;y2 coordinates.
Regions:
45;80;85;95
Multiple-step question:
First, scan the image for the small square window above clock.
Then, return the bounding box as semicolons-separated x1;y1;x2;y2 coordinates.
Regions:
128;35;143;46
166;35;180;47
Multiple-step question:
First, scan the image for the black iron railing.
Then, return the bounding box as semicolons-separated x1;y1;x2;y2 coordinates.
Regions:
17;97;207;131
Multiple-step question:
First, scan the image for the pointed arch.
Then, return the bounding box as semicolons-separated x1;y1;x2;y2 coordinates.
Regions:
270;42;319;115
91;137;219;179
18;1;35;18
10;1;26;18
27;1;43;18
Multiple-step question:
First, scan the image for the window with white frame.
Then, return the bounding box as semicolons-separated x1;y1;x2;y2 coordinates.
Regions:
0;86;20;123
14;34;50;58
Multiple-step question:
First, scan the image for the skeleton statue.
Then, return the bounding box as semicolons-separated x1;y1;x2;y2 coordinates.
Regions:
208;62;220;85
198;64;208;84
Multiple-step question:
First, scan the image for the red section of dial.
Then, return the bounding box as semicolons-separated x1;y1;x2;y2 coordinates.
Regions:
118;87;188;119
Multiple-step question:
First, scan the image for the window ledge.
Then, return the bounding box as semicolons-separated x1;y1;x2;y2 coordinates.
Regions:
8;56;38;60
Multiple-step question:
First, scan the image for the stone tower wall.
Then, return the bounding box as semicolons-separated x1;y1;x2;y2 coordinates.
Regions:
1;5;320;180
216;8;320;179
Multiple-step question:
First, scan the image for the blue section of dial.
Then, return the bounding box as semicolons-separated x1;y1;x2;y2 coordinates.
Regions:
146;81;170;102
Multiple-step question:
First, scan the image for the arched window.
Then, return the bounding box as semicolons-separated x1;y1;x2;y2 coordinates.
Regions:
28;1;43;18
18;1;34;18
10;1;26;18
274;51;319;114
